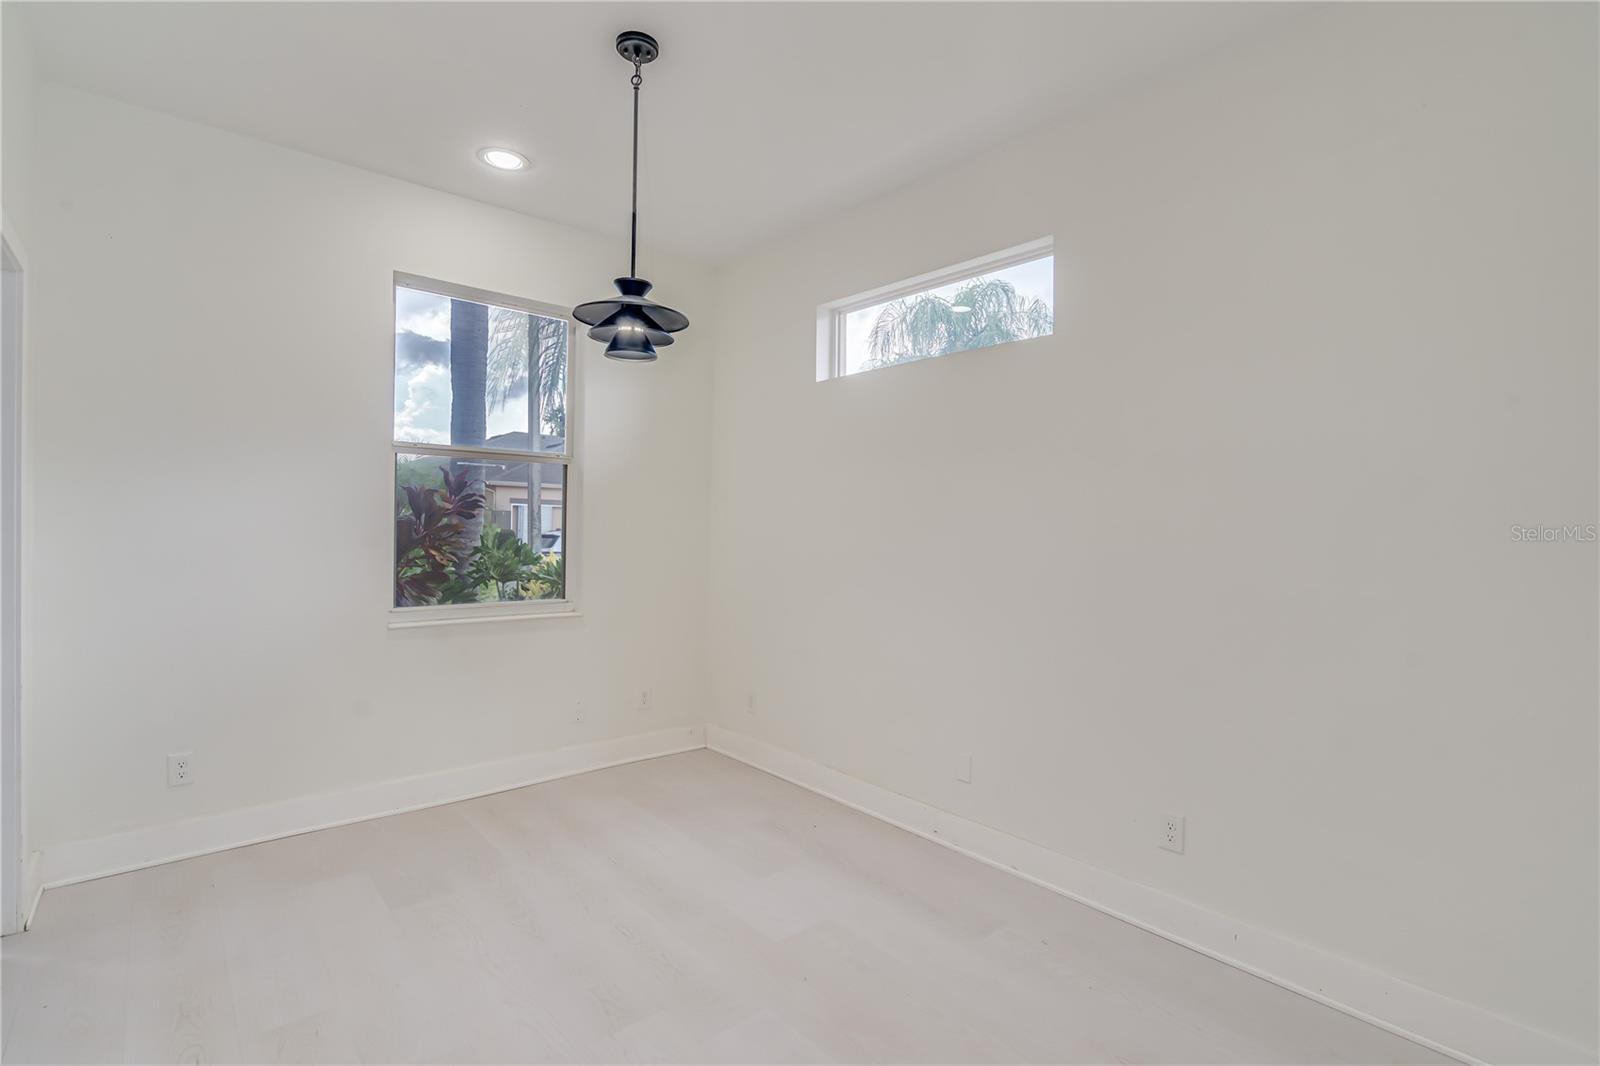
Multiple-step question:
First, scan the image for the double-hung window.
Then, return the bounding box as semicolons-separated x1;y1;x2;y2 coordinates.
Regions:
391;274;576;621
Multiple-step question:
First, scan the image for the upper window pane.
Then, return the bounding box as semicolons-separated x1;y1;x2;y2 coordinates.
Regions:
840;254;1053;376
394;284;568;453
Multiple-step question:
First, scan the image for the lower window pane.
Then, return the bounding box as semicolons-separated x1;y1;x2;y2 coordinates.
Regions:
394;452;566;607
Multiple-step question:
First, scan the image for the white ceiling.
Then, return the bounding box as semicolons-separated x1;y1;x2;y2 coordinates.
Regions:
18;2;1295;263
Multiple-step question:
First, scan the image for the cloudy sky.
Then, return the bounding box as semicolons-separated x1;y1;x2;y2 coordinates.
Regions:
842;255;1054;374
393;287;534;444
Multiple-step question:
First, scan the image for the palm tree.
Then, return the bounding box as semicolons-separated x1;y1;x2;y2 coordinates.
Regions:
485;310;567;441
865;276;1051;371
448;299;489;573
405;300;564;599
449;299;489;444
532;314;568;439
483;310;567;552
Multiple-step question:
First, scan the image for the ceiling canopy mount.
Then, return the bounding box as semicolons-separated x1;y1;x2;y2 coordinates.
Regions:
614;30;659;66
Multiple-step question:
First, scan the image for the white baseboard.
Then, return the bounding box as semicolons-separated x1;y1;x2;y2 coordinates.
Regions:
707;725;1594;1066
3;850;43;934
22;849;41;928
30;721;1594;1066
39;725;706;890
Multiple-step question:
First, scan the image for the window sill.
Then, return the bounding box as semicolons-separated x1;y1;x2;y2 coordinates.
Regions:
388;606;581;630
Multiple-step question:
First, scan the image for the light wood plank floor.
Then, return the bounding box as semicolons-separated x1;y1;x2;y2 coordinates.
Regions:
3;750;1449;1064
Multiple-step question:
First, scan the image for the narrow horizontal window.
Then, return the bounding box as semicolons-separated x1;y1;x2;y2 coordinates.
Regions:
819;239;1054;380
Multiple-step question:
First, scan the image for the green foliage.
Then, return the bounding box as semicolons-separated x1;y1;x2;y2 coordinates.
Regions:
395;458;446;493
468;526;543;601
526;551;565;600
394;465;486;606
437;574;486;605
396;481;568;606
865;277;1051;371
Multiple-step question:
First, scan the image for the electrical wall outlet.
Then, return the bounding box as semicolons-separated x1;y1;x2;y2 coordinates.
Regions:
745;691;757;714
1160;814;1185;854
573;699;585;724
638;689;651;711
956;754;973;784
167;751;194;788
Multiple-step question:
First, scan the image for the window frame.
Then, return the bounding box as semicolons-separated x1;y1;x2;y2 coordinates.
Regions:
388;272;582;627
815;236;1054;381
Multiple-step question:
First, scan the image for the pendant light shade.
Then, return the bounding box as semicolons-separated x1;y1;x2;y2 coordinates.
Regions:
573;31;689;362
604;331;657;361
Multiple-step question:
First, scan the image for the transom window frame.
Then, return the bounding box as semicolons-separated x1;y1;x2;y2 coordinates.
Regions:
815;236;1054;382
388;272;583;628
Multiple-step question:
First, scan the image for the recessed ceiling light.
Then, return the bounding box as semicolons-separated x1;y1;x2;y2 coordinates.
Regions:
477;147;529;172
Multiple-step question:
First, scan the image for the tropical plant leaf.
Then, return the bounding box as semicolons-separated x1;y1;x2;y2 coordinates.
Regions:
393;465;487;606
467;526;543;600
528;551;565;600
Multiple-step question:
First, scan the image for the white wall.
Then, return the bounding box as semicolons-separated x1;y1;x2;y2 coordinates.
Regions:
25;86;713;853
1;4;41;931
709;3;1597;1056
1;4;37;250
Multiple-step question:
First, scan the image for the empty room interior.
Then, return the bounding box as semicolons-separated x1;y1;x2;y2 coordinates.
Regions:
0;2;1596;1064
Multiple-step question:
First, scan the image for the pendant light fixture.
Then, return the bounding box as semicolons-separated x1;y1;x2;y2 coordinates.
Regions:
573;31;689;362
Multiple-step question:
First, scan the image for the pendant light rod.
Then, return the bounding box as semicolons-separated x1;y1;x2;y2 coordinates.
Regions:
630;60;641;278
614;29;658;278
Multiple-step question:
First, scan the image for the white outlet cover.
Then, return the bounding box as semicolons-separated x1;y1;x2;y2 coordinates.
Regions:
1160;814;1185;854
167;751;194;788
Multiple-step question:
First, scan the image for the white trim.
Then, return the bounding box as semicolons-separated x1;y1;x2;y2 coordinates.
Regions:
388;594;577;627
706;725;1595;1066
387;606;581;629
394;272;572;330
21;850;41;930
0;229;24;937
392;439;571;464
37;725;704;890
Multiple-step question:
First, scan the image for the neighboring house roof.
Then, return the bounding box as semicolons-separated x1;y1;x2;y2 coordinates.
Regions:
480;431;564;489
486;431;563;453
481;463;563;491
